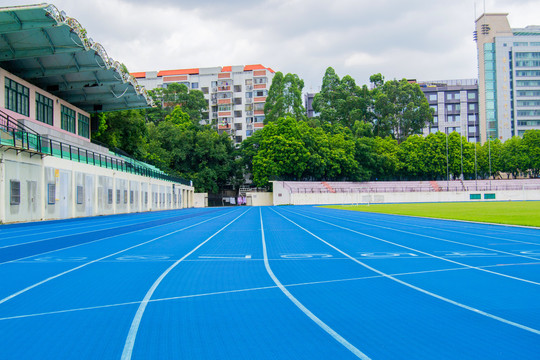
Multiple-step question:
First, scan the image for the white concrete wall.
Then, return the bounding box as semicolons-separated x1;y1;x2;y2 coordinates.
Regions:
193;193;207;208
272;186;540;206
247;192;273;206
1;150;194;223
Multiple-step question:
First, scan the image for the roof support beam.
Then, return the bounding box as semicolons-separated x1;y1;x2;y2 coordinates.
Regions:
41;29;55;53
0;34;15;57
0;45;83;61
17;64;106;79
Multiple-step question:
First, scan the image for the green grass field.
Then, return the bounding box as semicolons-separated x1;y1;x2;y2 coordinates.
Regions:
324;201;540;227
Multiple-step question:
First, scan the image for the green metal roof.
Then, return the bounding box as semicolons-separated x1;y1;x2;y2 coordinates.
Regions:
0;3;153;112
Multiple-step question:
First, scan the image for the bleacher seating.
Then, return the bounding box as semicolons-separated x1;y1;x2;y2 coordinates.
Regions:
279;179;540;194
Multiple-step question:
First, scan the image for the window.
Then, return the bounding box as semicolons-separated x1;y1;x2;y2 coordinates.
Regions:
430;105;437;112
234;110;242;117
468;103;476;111
78;113;90;138
245;79;253;85
245;104;253;111
130;190;134;204
76;186;84;204
254;90;268;97
5;78;29;116
468;126;477;133
428;94;437;101
191;82;199;89
108;189;113;204
36;93;53;125
468;114;477;121
234;97;242;105
218;104;231;111
433;116;438;124
467;92;476;100
245;92;253;98
10;180;20;205
48;184;56;205
253;77;267;84
144;191;148;205
514;42;528;47
234;85;242;92
254;103;264;111
61;105;76;133
116;189;121;204
202;87;209;94
124;190;128;204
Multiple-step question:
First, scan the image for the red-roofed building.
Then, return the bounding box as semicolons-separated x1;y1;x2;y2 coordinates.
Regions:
133;65;276;144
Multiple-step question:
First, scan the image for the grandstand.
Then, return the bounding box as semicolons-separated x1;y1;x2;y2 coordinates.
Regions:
273;179;540;205
0;4;194;223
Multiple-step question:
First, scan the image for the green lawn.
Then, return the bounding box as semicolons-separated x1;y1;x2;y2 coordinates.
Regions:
324;201;540;227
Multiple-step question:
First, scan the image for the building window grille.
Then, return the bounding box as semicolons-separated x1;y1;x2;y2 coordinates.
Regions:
108;189;113;204
36;93;54;125
124;190;128;204
48;184;56;205
130;190;134;204
78;113;90;138
61;105;76;133
10;180;20;205
116;189;121;204
5;78;29;116
76;185;84;204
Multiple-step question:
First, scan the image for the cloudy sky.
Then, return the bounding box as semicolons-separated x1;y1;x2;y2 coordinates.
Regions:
3;0;540;91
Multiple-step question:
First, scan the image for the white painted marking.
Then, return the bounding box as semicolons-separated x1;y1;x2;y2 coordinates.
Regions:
0;209;237;306
31;256;89;262
358;252;418;258
198;254;252;259
121;209;250;360
274;208;540;336
3;261;539;323
280;253;333;259
116;255;171;261
288;209;540;286
260;208;370;359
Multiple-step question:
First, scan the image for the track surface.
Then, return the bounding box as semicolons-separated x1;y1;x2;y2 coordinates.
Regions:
0;206;539;359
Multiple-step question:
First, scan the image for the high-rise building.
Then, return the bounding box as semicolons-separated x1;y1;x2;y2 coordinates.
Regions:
418;79;480;142
133;65;275;145
475;13;540;142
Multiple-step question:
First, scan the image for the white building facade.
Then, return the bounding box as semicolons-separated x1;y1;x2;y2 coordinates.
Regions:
134;65;276;145
475;13;540;142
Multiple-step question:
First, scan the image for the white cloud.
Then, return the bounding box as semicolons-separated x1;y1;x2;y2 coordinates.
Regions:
0;0;539;90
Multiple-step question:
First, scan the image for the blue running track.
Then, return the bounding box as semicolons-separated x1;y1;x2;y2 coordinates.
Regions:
0;206;539;359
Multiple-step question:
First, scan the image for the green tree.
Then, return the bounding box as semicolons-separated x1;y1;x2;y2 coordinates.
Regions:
264;72;306;123
312;67;372;129
523;130;540;177
372;77;433;143
501;136;527;178
398;135;426;179
91;109;148;159
145;83;207;124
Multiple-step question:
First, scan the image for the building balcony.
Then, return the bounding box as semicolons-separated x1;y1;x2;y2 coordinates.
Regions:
218;99;232;105
218;86;231;92
254;96;267;103
218;73;231;79
254;110;264;115
254;123;264;128
254;84;266;89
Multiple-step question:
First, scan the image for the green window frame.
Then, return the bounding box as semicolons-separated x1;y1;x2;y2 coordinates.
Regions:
61;105;76;133
78;113;90;138
5;77;29;116
36;93;54;125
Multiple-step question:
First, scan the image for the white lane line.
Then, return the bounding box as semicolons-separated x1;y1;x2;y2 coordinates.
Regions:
317;209;540;247
4;260;540;323
0;209;237;306
0;209;231;267
0;211;179;240
0;211;201;249
120;208;251;360
286;209;540;286
272;208;540;336
260;208;370;359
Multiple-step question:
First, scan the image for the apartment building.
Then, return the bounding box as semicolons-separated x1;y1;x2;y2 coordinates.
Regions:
418;79;480;142
475;13;540;142
133;65;275;145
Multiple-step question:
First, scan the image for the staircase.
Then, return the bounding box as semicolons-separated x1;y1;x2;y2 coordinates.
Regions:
322;181;336;193
429;180;442;192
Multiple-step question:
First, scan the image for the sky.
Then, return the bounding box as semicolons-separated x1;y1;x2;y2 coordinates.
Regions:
2;0;540;92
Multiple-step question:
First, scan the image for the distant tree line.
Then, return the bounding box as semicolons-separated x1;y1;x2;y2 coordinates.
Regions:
93;69;540;192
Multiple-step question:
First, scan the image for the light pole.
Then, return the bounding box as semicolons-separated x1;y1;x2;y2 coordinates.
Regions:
446;129;449;190
488;135;492;190
460;126;464;180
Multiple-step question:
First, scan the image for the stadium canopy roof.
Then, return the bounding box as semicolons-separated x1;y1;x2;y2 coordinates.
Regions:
0;3;152;113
